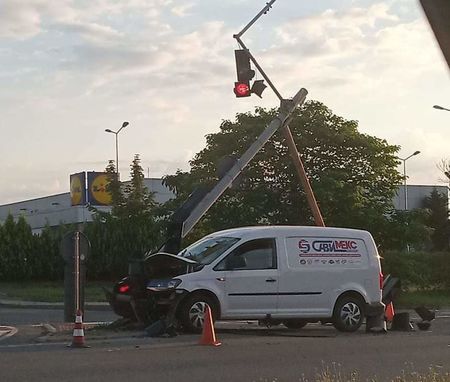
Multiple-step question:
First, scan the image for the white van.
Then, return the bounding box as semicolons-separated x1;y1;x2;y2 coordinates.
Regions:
144;226;385;333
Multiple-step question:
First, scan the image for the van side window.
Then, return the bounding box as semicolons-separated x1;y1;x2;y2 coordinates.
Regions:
215;238;277;271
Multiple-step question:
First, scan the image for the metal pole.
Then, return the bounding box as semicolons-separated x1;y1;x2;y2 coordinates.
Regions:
233;0;277;39
403;159;408;210
115;132;119;179
281;126;325;226
75;232;80;312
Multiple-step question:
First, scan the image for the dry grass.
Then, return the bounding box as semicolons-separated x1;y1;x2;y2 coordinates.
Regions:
258;363;450;382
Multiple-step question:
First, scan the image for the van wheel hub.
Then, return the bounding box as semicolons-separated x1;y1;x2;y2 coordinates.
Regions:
340;302;361;326
189;301;208;328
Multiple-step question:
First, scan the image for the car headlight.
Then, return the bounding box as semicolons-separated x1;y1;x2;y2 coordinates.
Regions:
146;278;182;292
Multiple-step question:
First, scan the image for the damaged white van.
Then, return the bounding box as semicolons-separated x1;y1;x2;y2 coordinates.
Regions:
141;226;385;333
111;226;385;333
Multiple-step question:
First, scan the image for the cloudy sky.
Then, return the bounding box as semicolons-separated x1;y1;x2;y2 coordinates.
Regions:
1;0;449;204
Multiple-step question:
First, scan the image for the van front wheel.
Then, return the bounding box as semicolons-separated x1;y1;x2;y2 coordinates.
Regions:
333;295;365;332
179;294;218;333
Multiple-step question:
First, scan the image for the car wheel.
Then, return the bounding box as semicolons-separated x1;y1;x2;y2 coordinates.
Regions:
179;294;217;333
283;319;308;329
333;295;365;332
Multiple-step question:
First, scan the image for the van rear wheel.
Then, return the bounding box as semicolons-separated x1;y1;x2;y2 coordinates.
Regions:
333;295;365;332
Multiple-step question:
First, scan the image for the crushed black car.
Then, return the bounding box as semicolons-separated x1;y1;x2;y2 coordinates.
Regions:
105;252;202;331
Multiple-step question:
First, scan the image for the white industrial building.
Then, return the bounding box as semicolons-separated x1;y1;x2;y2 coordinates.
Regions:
0;178;175;234
0;182;448;234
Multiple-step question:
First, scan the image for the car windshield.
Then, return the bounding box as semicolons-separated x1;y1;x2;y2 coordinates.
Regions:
178;236;240;265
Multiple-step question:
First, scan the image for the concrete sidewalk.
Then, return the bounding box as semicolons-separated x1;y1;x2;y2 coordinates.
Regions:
0;298;110;310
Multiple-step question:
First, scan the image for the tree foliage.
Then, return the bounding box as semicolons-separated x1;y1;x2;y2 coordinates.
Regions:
163;101;403;246
0;215;65;281
423;188;449;251
85;154;162;279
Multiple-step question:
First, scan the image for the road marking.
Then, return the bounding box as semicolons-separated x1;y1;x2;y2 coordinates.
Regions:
0;326;18;342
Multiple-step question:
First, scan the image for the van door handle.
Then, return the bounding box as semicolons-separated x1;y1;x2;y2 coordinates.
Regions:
265;278;276;283
216;277;226;282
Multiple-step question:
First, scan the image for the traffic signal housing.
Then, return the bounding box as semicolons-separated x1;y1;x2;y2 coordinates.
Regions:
234;49;254;98
251;80;267;98
233;49;266;98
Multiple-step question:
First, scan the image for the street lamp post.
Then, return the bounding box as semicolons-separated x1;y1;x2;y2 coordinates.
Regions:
105;121;130;179
399;151;421;210
433;105;450;112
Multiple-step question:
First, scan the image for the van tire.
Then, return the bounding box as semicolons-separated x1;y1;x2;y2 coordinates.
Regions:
179;294;218;333
333;295;365;332
283;319;308;329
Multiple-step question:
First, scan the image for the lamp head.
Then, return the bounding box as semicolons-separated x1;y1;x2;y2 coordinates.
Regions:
413;150;421;156
433;105;444;110
122;121;129;128
105;129;114;133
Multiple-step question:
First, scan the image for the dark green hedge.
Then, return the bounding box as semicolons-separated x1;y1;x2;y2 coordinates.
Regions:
382;250;450;290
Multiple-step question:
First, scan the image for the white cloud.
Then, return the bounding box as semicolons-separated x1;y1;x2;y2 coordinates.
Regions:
0;0;44;39
171;3;195;17
0;0;449;204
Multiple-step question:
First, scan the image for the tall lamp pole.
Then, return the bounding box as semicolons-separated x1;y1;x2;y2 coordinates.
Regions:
399;151;421;210
105;121;130;179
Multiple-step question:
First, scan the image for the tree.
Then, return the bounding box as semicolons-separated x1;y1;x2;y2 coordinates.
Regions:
86;154;162;278
0;214;34;281
423;188;449;251
380;209;431;252
104;160;125;217
163;101;403;246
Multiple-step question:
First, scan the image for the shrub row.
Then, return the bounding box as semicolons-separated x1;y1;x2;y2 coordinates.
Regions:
1;214;449;288
382;250;450;290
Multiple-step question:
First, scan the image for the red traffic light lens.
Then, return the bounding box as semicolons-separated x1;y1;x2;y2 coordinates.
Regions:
234;82;251;97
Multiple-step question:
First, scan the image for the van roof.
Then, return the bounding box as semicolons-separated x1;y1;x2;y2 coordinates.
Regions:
206;225;373;241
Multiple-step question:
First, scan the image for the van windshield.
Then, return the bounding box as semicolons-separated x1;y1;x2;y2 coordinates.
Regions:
178;236;240;265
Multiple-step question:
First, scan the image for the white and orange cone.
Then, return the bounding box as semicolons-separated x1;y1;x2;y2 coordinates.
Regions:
385;302;395;323
199;305;221;347
69;310;89;348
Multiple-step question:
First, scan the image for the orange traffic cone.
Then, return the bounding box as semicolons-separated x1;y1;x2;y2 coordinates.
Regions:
69;310;89;348
199;305;221;346
385;302;395;322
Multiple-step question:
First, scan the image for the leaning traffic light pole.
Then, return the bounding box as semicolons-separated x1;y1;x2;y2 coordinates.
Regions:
232;0;325;227
181;89;309;238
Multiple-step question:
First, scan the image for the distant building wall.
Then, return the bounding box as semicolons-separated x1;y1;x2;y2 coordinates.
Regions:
0;178;175;234
3;180;447;234
393;185;449;211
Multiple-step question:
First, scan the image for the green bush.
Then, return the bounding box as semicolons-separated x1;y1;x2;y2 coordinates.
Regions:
382;250;450;290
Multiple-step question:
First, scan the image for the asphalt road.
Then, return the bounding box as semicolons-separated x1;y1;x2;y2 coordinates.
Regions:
1;316;449;382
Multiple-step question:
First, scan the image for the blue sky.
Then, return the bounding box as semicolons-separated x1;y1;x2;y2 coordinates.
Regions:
0;0;449;204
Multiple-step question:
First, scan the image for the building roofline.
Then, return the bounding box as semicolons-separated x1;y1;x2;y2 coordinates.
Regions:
0;192;70;207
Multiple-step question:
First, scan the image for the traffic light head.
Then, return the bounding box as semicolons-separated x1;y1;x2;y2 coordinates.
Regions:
234;49;254;98
251;80;267;98
234;81;251;97
233;49;266;98
235;49;255;82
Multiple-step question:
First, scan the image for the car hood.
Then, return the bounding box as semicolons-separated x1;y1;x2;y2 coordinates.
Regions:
144;252;198;279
